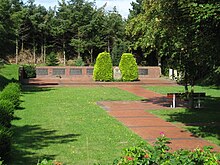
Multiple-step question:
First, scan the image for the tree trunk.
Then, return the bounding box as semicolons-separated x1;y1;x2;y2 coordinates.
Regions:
88;48;93;65
108;39;110;52
77;51;80;59
15;37;19;64
63;42;66;66
190;80;195;109
90;48;93;64
41;44;43;63
21;38;24;52
43;38;46;63
33;39;36;64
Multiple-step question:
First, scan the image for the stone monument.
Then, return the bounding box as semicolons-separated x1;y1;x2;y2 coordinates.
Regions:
113;67;122;80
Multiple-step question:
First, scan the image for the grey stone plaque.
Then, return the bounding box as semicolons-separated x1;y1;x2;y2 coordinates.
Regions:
138;69;148;75
86;68;94;75
113;67;122;80
70;69;82;75
52;68;65;75
36;68;48;75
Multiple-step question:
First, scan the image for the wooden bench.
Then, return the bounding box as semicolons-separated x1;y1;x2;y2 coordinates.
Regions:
167;92;206;108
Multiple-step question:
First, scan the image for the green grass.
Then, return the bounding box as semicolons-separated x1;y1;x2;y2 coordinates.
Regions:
11;87;144;165
146;86;220;146
0;64;19;90
0;64;19;81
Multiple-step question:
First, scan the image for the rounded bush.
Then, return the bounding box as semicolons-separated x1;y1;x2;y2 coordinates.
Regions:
0;83;21;108
0;125;12;161
93;52;113;81
119;53;138;81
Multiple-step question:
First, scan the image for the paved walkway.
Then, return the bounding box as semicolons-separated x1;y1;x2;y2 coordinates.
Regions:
98;86;220;152
23;77;177;86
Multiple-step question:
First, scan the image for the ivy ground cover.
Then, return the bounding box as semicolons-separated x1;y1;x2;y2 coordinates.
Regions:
11;87;144;164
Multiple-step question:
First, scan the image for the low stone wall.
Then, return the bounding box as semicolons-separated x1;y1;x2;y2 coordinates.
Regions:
35;66;161;78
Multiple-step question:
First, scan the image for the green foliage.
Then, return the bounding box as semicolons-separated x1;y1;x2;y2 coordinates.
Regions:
37;159;54;165
119;53;138;81
111;40;129;66
0;125;12;162
74;57;85;66
0;59;4;68
0;100;14;128
114;134;220;165
127;0;220;86
66;60;75;66
0;83;21;108
46;52;59;66
23;65;36;78
93;52;113;81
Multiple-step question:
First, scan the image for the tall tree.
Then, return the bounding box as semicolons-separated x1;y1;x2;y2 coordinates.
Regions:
126;0;220;88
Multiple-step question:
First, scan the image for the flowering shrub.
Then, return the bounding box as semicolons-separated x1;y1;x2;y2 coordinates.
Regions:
113;133;220;165
37;159;62;165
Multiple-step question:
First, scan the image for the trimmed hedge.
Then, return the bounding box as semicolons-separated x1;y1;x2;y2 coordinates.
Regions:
119;53;138;81
0;83;21;108
93;52;113;81
0;100;14;128
0;125;12;161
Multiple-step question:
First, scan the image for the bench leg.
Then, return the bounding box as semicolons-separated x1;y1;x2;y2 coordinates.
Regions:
172;94;176;108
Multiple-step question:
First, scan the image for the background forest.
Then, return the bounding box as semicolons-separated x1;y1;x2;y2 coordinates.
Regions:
0;0;219;84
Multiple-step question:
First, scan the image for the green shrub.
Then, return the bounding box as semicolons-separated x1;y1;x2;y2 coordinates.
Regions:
119;53;138;81
46;52;59;66
23;65;36;78
74;57;85;66
114;134;220;165
0;126;12;161
0;100;14;128
93;52;113;81
0;83;21;108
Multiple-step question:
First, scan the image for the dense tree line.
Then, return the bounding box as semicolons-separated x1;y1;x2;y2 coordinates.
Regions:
0;0;219;85
0;0;126;65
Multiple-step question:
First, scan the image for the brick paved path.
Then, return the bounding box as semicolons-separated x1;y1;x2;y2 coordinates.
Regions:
98;86;220;152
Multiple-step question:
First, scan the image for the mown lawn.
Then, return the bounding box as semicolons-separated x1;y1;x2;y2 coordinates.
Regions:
0;64;19;90
145;86;220;146
11;87;144;164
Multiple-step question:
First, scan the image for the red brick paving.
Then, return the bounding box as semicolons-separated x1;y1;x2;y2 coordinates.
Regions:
23;77;177;86
98;86;220;152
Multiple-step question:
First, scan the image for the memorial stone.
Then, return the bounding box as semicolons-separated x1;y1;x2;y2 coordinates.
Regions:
114;67;122;80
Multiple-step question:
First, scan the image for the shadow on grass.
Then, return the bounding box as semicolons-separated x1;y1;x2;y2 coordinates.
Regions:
10;125;80;165
22;86;56;94
0;75;18;91
161;96;220;144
